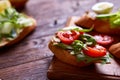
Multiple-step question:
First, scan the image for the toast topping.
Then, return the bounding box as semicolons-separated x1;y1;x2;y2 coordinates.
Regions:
51;26;112;64
0;8;34;42
96;11;120;28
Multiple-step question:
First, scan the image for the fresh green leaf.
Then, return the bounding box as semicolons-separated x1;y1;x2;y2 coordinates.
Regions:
80;34;96;46
73;26;94;32
96;13;117;18
71;40;84;54
113;19;120;25
53;42;73;50
0;7;34;40
59;26;93;33
76;52;86;61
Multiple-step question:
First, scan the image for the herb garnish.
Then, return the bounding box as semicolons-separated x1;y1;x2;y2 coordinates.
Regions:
0;7;33;41
53;27;112;64
96;11;120;28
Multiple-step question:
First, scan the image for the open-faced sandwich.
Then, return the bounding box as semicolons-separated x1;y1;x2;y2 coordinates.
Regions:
48;1;120;67
75;2;120;60
75;1;120;35
49;26;113;67
75;11;120;35
0;0;36;47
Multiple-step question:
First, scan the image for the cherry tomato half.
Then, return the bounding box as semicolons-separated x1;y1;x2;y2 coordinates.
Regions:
57;30;81;44
93;34;113;45
83;45;107;58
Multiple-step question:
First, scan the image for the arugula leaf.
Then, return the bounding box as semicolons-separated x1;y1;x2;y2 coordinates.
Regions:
96;13;117;18
71;40;84;54
76;51;111;64
59;26;93;33
80;34;96;46
76;52;86;61
73;27;94;32
53;42;73;50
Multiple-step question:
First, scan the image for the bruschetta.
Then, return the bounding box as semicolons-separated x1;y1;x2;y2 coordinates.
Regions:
49;26;111;67
0;7;36;47
75;12;120;35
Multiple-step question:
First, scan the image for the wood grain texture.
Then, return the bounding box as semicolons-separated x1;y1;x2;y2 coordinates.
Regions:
0;0;119;80
47;0;120;79
0;57;52;80
47;16;120;80
48;57;120;80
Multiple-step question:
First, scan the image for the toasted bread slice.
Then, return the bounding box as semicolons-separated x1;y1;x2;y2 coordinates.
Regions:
48;17;93;67
75;12;120;35
49;41;91;67
49;16;114;67
109;43;120;59
0;16;36;47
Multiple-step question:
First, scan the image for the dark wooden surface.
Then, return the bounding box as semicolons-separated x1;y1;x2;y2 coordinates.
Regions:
0;0;119;80
47;17;120;80
48;57;120;80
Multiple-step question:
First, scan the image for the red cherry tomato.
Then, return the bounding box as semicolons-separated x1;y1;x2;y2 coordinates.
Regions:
93;34;113;45
57;30;81;44
79;32;84;35
83;45;107;58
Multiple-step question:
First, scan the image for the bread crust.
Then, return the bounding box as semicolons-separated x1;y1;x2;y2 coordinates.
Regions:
75;13;120;35
9;0;28;9
109;43;120;59
49;16;116;67
75;14;120;59
49;41;91;67
0;17;36;47
49;17;91;67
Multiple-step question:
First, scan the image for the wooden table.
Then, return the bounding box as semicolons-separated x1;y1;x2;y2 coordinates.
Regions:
0;0;119;80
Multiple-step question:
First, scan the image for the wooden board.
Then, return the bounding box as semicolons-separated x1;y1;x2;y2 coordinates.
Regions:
47;17;120;80
47;57;120;80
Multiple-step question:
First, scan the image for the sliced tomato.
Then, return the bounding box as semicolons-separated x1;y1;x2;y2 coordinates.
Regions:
57;30;81;44
79;32;84;35
83;45;107;58
93;34;113;45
